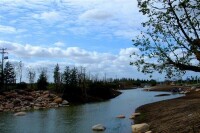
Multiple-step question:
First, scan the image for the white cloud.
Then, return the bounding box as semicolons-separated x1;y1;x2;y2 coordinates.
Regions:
54;42;65;47
79;9;113;20
32;11;63;23
0;25;16;33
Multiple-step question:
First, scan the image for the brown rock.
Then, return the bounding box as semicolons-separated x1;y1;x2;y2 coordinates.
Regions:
5;93;17;98
13;99;21;106
23;96;34;101
53;98;62;104
35;103;42;107
5;103;14;109
43;91;49;95
132;123;149;133
43;94;49;98
33;106;40;110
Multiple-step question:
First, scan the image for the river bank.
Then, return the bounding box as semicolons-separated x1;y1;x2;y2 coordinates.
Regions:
135;85;200;133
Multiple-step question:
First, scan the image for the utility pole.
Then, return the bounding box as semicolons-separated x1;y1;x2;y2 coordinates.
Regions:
0;48;8;89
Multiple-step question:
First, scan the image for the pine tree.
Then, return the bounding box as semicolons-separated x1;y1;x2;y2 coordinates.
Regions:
63;66;70;87
53;64;61;90
70;67;78;88
4;61;16;85
37;70;48;90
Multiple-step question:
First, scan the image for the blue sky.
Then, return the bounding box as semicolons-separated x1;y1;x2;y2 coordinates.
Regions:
0;0;196;82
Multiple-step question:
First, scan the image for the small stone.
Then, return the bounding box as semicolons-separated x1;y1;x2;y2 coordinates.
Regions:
129;116;135;119
14;112;27;116
116;115;125;118
92;124;106;131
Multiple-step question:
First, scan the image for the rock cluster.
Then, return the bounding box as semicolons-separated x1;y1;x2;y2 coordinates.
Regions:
0;90;69;112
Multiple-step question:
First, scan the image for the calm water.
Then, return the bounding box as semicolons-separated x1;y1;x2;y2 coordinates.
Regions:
0;89;183;133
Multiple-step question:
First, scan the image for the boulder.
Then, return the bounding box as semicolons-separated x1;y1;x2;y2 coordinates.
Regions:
34;103;42;107
145;131;152;133
5;103;14;109
42;94;49;98
33;106;40;110
132;112;141;116
195;89;200;92
50;103;58;107
116;115;125;118
62;100;69;105
14;112;26;116
92;124;106;131
43;90;49;95
129;115;135;119
5;92;17;98
16;90;28;95
53;98;62;104
130;112;141;119
191;86;196;90
13;99;22;106
36;97;43;102
23;96;34;101
132;123;149;133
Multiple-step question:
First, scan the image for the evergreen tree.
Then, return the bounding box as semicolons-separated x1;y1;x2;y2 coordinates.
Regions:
37;70;48;90
4;61;16;85
53;64;61;90
70;67;78;88
63;66;70;87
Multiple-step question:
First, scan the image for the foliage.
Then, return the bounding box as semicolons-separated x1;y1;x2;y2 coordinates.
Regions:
131;0;200;78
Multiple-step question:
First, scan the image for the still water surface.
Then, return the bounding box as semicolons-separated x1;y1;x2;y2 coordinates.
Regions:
0;89;183;133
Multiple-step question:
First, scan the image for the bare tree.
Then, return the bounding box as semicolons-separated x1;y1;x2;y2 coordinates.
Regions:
27;67;36;89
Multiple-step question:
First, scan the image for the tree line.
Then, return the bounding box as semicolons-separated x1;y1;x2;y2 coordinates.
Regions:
0;61;158;102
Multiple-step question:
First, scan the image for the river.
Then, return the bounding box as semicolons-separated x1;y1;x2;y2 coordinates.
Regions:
0;88;183;133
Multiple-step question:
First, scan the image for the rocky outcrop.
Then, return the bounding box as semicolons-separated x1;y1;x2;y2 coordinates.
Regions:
92;124;106;131
132;123;149;133
0;90;69;112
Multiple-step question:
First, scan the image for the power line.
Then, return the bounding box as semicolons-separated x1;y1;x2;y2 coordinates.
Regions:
0;48;8;87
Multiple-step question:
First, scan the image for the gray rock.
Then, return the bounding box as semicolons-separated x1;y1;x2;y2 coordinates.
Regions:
14;112;26;116
62;100;69;105
33;106;40;110
92;124;106;131
132;123;149;133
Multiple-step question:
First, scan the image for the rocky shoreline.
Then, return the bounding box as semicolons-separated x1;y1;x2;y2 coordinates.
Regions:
0;90;69;112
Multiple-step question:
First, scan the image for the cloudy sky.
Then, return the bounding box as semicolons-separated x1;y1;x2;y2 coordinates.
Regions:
0;0;190;82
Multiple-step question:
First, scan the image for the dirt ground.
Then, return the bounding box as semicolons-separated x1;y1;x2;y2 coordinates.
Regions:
135;85;200;133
